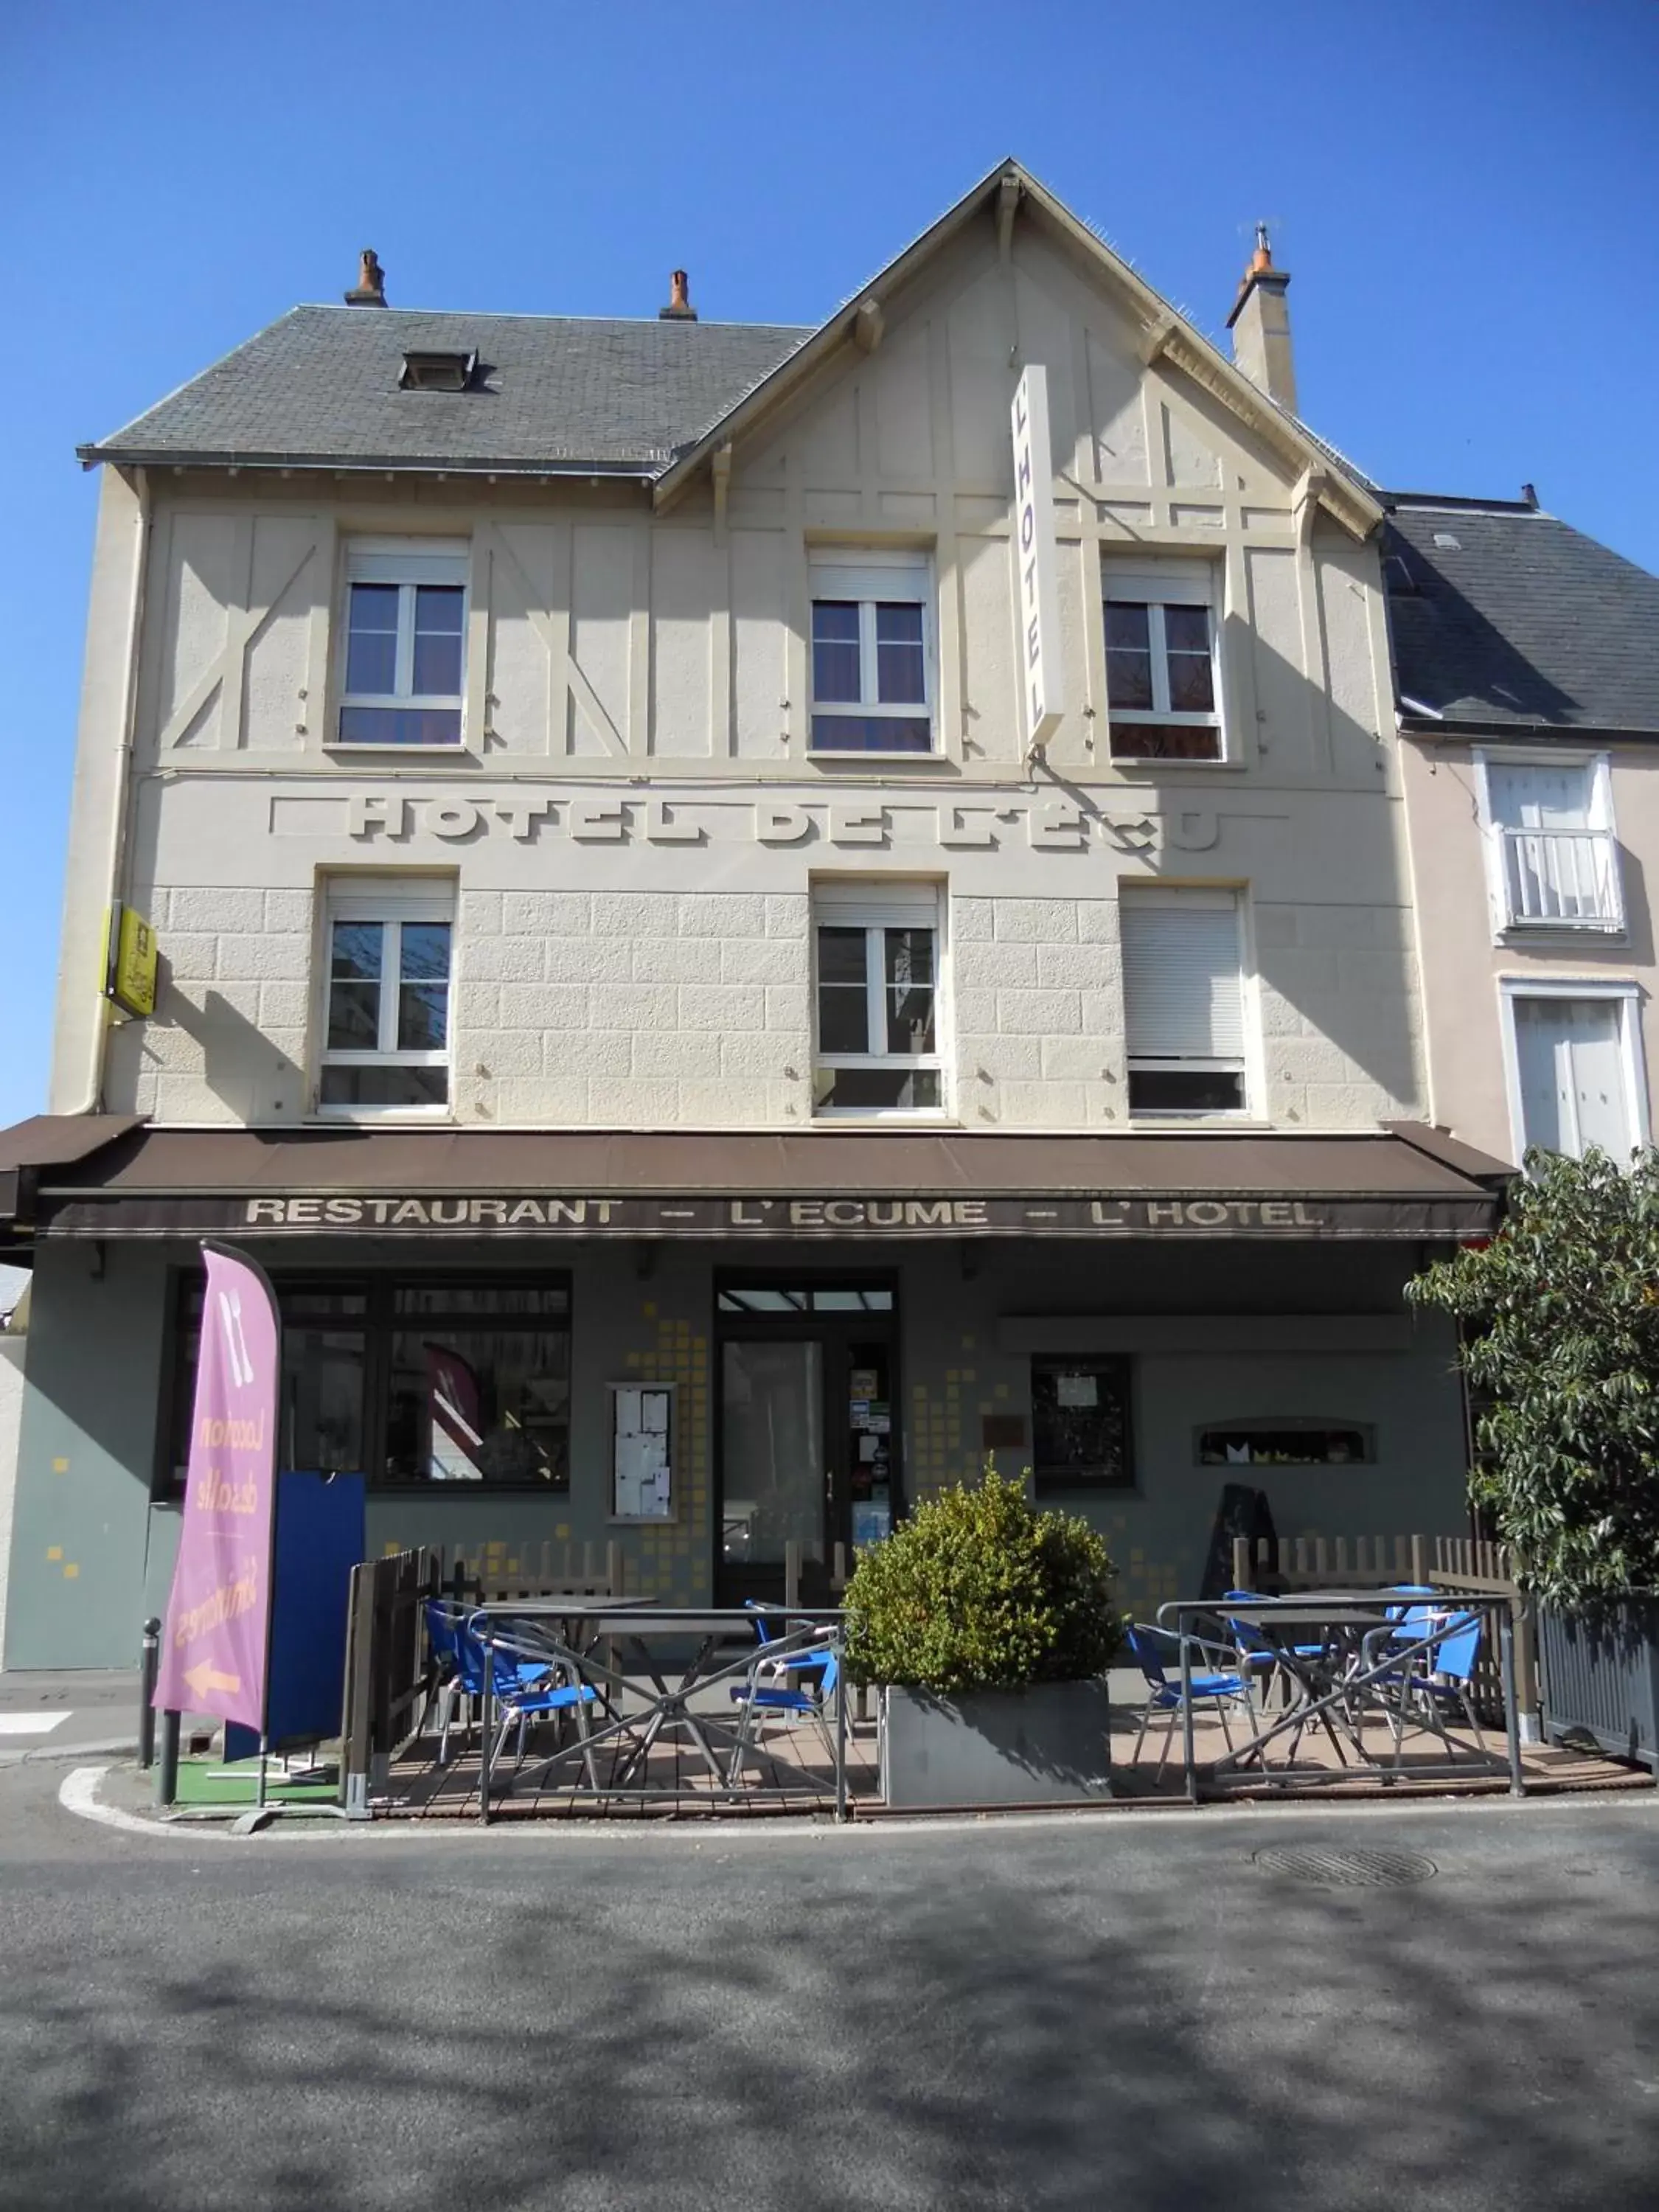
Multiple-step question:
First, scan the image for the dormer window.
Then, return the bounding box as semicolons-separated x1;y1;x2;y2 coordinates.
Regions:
399;349;478;393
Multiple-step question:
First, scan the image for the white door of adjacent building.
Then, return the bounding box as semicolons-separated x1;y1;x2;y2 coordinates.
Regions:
1512;995;1632;1158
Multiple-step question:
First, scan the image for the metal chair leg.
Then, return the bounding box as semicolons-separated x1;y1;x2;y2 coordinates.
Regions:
1131;1700;1156;1764
1155;1703;1180;1781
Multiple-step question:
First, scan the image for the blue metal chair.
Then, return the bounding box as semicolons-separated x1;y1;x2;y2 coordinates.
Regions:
1404;1607;1487;1755
745;1599;835;1673
1221;1590;1327;1707
487;1665;600;1773
1126;1624;1256;1779
727;1638;839;1781
1363;1602;1489;1762
426;1600;556;1765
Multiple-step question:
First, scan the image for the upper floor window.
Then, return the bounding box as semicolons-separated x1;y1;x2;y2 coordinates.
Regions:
813;883;942;1114
1477;754;1623;933
809;554;933;754
1120;887;1248;1115
1506;986;1644;1164
1104;563;1222;762
338;540;467;747
319;880;453;1114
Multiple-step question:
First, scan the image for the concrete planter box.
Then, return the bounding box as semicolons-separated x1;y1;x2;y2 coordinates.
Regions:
1539;1598;1659;1773
879;1680;1112;1808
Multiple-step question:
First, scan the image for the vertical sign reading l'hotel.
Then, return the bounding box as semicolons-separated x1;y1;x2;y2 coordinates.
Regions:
1010;364;1064;751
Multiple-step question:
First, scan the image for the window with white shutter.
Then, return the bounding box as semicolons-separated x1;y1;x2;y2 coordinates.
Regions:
1507;990;1639;1162
1476;753;1622;931
1102;560;1223;762
1120;888;1247;1113
318;878;455;1114
338;538;469;748
812;881;942;1113
809;552;935;754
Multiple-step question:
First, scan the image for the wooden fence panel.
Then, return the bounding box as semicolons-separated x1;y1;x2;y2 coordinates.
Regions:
339;1547;437;1818
437;1537;622;1602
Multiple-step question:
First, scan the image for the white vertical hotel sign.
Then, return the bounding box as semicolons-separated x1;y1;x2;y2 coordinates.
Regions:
1010;364;1064;750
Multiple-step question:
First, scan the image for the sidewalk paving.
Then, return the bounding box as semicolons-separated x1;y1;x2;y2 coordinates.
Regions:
0;1669;142;1764
0;1670;220;1766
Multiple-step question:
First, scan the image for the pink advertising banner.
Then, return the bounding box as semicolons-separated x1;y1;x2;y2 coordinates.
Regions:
153;1243;280;1731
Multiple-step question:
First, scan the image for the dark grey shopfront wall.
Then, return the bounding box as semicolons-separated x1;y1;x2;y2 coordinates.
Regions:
2;1234;1470;1669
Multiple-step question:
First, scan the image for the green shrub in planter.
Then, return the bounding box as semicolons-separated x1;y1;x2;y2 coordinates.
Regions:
843;1467;1122;1692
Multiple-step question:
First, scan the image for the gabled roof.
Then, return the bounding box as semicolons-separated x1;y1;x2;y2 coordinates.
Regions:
80;307;810;476
1383;499;1659;737
653;158;1382;538
78;161;1382;536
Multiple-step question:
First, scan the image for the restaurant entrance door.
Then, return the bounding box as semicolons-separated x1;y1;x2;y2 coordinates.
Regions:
715;1279;899;1606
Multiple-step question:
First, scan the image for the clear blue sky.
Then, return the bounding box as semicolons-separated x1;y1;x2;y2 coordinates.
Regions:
1;0;1655;1129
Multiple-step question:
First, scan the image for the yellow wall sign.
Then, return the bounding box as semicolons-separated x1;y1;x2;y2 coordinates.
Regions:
103;902;158;1018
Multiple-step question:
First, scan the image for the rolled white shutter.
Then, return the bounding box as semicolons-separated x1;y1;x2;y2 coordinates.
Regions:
813;881;939;930
1121;897;1243;1059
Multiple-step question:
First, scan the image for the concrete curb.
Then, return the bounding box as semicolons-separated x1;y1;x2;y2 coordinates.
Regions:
0;1736;136;1769
55;1761;1659;1849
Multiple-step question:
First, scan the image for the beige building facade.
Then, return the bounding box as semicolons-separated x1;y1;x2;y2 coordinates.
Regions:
2;163;1505;1667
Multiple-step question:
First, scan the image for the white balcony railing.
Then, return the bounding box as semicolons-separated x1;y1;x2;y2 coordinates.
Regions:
1499;826;1623;929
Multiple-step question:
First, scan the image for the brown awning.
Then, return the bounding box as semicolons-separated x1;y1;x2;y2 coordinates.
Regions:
0;1113;145;1245
35;1121;1509;1243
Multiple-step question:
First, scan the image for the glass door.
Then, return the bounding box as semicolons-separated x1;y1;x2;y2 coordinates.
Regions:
719;1338;825;1595
716;1281;900;1604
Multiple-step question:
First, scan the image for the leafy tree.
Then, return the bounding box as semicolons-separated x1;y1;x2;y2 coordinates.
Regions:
1408;1146;1659;1606
843;1466;1121;1691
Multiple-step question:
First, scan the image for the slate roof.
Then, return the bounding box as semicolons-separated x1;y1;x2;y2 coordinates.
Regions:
80;305;812;475
1383;500;1659;737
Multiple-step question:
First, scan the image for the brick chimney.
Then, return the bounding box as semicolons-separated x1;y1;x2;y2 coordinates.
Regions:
1226;225;1296;413
344;249;387;307
659;269;698;322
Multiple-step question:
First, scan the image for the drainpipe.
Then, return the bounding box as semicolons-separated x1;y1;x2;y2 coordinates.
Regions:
64;463;150;1117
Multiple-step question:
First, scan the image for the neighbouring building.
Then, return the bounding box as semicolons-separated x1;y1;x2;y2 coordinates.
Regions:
0;1275;27;1663
0;161;1509;1669
1387;495;1659;1164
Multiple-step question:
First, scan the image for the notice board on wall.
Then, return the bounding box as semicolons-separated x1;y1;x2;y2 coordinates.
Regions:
611;1384;674;1520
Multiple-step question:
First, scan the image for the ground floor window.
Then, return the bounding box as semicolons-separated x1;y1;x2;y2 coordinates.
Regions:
1030;1354;1133;1490
163;1273;571;1492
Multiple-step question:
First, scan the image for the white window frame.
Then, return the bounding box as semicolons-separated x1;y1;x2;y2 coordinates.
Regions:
316;880;456;1120
1473;748;1623;937
807;551;936;756
1102;560;1225;762
811;881;947;1120
1498;975;1650;1166
335;537;470;750
1121;885;1253;1119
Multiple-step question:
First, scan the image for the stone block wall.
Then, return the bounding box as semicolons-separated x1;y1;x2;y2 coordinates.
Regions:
105;880;1422;1131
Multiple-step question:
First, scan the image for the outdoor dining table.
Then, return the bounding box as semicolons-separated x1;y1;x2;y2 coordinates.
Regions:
467;1601;847;1819
1222;1603;1402;1769
1156;1592;1524;1805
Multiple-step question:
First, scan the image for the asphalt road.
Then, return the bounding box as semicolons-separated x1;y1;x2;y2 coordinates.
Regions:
0;1763;1655;2212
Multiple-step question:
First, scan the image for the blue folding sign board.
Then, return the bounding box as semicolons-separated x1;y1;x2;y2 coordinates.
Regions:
224;1470;366;1760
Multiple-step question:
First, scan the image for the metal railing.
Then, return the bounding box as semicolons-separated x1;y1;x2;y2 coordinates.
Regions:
1500;827;1621;928
1157;1591;1525;1804
469;1602;849;1821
